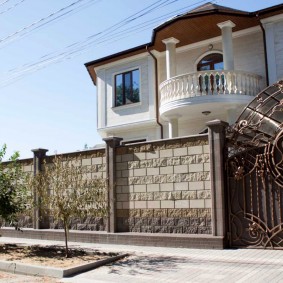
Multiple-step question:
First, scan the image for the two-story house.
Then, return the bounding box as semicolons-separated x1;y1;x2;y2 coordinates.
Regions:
85;2;283;143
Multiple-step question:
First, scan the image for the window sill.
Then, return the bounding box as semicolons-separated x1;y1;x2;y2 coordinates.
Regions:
112;102;141;111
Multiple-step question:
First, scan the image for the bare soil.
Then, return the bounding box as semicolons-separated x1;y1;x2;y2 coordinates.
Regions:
0;244;118;268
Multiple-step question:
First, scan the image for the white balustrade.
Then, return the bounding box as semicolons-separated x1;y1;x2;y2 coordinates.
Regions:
160;70;261;106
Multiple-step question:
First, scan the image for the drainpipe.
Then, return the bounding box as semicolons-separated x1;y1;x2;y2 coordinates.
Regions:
257;13;269;86
146;45;163;139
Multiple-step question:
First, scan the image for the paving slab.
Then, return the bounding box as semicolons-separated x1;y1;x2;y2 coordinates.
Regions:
0;237;283;282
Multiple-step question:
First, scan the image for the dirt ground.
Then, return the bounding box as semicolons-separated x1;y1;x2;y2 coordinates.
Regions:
0;243;117;268
0;271;59;282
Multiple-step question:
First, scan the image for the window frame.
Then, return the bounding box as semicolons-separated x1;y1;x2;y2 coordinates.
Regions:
114;68;140;107
194;50;223;71
197;53;223;71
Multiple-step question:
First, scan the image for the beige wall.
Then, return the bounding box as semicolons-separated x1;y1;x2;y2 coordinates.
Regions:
116;135;211;234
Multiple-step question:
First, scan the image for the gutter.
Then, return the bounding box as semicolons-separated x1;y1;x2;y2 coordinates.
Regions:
256;13;269;86
146;46;163;139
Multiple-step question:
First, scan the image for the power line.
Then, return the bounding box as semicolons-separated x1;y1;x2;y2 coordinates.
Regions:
0;0;27;15
0;0;100;46
5;0;173;73
0;0;12;7
0;0;214;87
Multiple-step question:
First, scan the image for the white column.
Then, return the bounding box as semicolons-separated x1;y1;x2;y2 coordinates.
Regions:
262;21;277;84
217;20;235;70
227;108;238;125
167;115;180;138
162;37;180;79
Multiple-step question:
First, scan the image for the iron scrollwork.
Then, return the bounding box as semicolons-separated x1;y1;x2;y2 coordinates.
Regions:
227;80;283;249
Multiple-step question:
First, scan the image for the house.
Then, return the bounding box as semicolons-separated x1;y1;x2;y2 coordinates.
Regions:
85;2;283;142
2;3;283;249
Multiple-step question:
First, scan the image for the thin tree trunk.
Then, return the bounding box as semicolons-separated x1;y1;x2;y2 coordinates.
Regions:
63;220;69;258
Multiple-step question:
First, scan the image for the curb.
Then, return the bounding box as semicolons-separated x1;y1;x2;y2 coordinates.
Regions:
0;253;128;278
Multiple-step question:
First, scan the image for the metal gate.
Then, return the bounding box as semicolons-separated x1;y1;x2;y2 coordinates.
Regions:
226;81;283;249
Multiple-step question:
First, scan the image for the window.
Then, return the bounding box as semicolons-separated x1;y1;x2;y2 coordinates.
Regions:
115;69;140;107
197;53;223;71
197;53;224;94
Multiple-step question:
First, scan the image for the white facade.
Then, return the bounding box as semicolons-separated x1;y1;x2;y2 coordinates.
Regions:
86;3;283;142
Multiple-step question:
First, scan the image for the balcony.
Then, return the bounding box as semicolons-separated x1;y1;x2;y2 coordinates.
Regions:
159;70;262;118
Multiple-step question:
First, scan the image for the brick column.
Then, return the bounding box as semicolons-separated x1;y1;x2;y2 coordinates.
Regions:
206;120;228;241
103;137;123;233
31;148;48;229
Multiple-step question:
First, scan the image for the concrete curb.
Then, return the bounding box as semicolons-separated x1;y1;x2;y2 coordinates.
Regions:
0;253;128;278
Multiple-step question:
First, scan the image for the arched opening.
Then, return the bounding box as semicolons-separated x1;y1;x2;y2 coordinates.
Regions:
197;53;224;94
197;53;223;71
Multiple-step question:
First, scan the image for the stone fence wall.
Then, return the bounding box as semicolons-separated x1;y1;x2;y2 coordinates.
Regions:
2;148;107;231
2;120;228;241
115;135;211;234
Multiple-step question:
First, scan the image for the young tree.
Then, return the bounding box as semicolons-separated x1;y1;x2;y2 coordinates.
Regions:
0;144;29;227
29;155;107;257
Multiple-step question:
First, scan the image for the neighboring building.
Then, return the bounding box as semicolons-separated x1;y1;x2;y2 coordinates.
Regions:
85;2;283;142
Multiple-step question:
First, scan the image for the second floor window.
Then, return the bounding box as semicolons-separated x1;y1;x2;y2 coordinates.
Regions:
115;69;140;107
197;53;223;71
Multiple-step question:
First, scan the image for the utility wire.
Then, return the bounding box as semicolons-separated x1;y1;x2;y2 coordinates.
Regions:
0;0;11;7
0;0;99;46
5;0;173;73
0;0;214;87
0;0;26;15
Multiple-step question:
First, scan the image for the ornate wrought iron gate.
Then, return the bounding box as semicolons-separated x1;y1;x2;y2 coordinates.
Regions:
226;81;283;249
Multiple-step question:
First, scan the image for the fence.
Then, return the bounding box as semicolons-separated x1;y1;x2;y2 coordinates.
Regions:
1;120;228;247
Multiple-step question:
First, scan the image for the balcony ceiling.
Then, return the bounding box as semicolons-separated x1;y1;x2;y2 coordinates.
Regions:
152;14;258;52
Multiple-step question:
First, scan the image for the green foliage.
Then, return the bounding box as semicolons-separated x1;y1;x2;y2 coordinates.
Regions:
29;155;107;257
0;144;28;225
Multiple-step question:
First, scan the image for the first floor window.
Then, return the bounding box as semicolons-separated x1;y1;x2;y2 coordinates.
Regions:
115;69;140;107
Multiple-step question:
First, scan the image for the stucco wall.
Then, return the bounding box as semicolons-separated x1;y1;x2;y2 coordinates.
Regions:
158;31;266;86
96;54;156;132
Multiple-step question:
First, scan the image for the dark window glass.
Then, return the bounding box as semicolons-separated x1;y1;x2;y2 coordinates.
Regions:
197;53;224;93
115;74;123;106
197;53;223;71
115;69;140;106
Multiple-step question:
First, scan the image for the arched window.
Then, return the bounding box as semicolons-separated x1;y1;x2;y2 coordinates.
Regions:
196;53;224;94
197;53;223;71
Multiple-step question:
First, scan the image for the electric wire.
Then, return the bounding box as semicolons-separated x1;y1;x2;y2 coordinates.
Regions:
0;0;99;46
0;0;215;87
0;0;11;7
0;0;26;15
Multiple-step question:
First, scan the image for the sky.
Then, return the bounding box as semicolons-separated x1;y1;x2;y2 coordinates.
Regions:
1;0;282;160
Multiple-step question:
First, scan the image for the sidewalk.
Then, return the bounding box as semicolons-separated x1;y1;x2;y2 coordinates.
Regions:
0;237;283;282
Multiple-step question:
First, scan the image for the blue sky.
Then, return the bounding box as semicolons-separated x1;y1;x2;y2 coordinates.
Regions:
1;0;282;159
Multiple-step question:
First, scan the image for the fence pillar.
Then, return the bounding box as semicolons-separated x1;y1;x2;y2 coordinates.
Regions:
103;137;123;233
206;120;228;242
31;148;48;229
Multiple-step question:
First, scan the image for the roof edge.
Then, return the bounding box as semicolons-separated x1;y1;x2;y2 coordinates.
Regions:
85;43;151;68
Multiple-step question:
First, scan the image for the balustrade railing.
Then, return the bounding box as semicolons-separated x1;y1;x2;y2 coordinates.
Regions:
160;70;262;106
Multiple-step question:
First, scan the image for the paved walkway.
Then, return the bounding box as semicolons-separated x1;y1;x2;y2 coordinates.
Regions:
0;237;283;282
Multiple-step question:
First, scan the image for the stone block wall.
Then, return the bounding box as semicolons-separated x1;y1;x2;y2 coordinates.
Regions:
1;149;107;231
115;135;212;234
45;149;107;231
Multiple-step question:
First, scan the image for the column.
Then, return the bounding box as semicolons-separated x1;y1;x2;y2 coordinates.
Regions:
162;37;180;79
262;22;277;84
103;137;123;233
206;120;228;243
217;20;235;70
227;108;238;125
31;148;48;229
167;115;180;138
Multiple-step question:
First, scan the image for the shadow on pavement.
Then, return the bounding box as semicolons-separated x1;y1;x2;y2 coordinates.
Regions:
107;255;194;276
